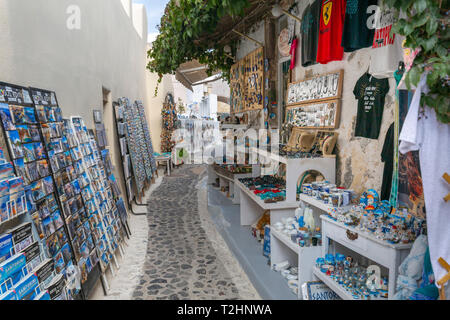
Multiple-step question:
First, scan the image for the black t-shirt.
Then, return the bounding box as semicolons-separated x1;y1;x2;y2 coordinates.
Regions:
354;73;390;139
341;0;378;52
381;122;394;201
301;0;321;67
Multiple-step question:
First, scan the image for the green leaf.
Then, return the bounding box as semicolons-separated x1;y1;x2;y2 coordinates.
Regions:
422;36;438;52
407;66;421;87
413;0;427;14
426;19;438;35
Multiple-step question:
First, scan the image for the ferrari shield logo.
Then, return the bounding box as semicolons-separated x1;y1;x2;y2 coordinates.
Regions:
323;1;332;26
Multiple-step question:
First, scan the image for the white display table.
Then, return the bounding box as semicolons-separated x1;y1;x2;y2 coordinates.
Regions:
270;227;322;299
251;147;336;203
235;180;299;226
320;215;411;300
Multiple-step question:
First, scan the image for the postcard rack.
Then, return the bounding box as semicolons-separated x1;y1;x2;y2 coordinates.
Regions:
70;116;126;296
0;82;83;300
113;100;147;215
29;87;103;299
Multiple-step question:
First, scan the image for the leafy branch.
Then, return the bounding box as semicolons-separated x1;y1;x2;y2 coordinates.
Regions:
386;0;449;123
147;0;251;96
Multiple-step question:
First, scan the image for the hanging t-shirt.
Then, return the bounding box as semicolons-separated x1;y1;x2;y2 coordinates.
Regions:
301;0;321;67
399;73;450;287
316;0;347;64
368;4;404;77
289;37;299;70
341;0;378;52
353;72;390;139
381;122;394;201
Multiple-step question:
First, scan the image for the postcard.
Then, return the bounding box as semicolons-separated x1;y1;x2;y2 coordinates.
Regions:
23;107;37;124
52;210;64;230
10;105;26;124
35;106;47;123
16;124;32;143
42;176;54;195
0;103;16;130
45;106;55;122
26;161;39;182
28;125;41;142
61;243;72;265
34;142;46;160
6;130;24;159
55;229;68;248
30;179;45;202
31;212;45;240
37;160;50;178
53;251;65;274
22;143;36;163
42;216;56;237
13;158;28;184
0;195;10;223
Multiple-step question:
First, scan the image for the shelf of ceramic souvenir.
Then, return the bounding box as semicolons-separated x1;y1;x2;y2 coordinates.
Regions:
235;179;299;226
270;227;322;299
250;147;336;203
299;194;352;214
312;266;354;300
320;215;412;299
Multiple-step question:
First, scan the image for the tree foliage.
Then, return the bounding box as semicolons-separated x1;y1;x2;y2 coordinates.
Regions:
147;0;251;95
386;0;449;123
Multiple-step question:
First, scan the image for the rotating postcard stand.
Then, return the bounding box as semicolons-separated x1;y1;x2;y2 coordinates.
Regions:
0;82;81;300
113;101;147;215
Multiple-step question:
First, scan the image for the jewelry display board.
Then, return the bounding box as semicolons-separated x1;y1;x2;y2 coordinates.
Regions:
286;99;341;129
230;47;265;113
286;70;344;106
0;82;78;300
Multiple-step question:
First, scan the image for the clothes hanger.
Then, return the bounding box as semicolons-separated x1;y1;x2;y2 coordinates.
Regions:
437;257;450;300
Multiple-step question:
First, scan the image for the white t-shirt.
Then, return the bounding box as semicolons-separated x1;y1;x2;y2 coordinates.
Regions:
399;73;450;285
368;5;404;77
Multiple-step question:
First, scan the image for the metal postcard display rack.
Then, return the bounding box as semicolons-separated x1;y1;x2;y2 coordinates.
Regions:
0;82;128;300
113;98;157;215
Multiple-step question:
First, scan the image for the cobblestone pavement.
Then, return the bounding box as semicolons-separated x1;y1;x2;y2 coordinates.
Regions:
131;165;260;300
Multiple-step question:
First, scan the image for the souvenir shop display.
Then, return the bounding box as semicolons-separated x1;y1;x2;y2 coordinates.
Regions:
314;252;389;300
300;183;426;245
160;93;177;153
114;100;139;206
238;176;286;203
230;47;265;113
92;109;108;150
135;101;157;179
287;70;343;106
30;87;106;298
120;98;146;196
0;83;78;300
285;100;340;129
70;116;124;276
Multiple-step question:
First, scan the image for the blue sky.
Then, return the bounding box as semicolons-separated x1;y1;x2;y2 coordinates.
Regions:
133;0;169;42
